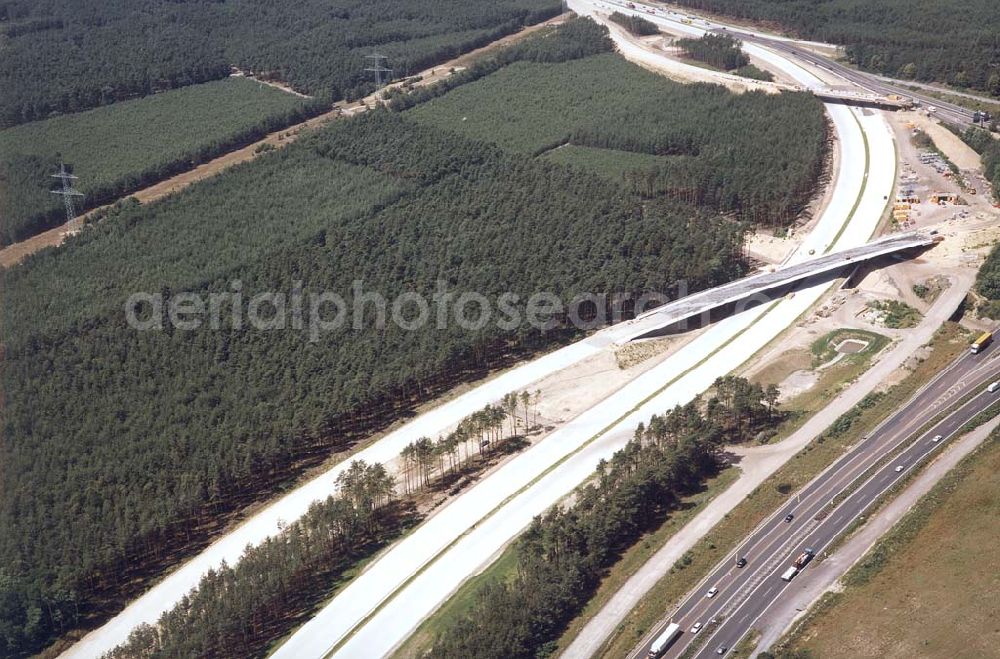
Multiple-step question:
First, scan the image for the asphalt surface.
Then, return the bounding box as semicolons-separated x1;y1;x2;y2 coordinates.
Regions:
720;30;978;129
276;7;898;656
634;340;1000;659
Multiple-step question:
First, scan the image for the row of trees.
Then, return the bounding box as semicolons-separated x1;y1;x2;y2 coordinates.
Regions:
670;0;1000;97
432;378;783;657
101;460;400;658
100;390;550;659
0;106;748;656
962;128;1000;318
386;16;616;112
0;0;562;127
400;391;541;492
403;44;828;228
677;33;750;70
609;11;660;36
1;21;818;654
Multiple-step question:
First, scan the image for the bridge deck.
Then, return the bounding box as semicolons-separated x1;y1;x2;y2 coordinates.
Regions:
598;232;935;345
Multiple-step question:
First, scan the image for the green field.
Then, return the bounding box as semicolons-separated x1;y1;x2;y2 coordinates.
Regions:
0;21;830;657
0;77;321;245
406;53;827;227
776;430;1000;659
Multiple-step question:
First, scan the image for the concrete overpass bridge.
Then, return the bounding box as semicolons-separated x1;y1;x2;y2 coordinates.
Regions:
811;88;914;110
601;232;938;345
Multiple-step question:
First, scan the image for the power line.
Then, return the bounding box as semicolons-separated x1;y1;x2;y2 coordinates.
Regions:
364;54;393;91
50;163;84;223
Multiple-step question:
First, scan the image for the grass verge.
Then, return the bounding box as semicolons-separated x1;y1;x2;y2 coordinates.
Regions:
591;322;969;657
771;426;1000;659
393;466;741;657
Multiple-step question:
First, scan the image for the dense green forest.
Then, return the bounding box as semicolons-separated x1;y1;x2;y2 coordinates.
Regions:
962;128;1000;317
609;11;660;36
405;52;827;227
0;0;560;128
677;33;750;71
671;0;1000;96
0;20;825;657
0;78;323;246
101;460;403;659
104;397;537;658
432;378;782;658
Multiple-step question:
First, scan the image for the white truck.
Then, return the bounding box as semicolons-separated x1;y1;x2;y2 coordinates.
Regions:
648;622;682;658
780;566;799;581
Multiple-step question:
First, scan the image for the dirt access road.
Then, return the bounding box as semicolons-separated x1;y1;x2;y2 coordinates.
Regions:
0;13;570;269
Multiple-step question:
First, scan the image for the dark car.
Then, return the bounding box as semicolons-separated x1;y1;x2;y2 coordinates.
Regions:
736;556;747;568
784;513;794;523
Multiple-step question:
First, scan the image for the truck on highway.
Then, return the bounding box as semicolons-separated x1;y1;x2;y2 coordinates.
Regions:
781;566;799;582
648;622;682;657
971;331;993;354
793;548;815;569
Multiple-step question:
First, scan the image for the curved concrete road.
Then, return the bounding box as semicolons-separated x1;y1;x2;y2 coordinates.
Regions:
273;7;898;658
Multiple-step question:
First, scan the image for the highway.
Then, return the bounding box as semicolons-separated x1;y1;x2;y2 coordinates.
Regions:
269;5;898;658
608;232;936;344
719;29;977;128
66;3;897;657
633;340;1000;659
598;0;978;127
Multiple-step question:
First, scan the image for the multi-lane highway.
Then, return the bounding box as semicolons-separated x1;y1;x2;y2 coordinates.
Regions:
634;339;1000;659
719;29;977;128
273;6;898;658
65;4;899;658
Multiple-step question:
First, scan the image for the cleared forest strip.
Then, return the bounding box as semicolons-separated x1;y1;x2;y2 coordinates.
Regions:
0;13;571;270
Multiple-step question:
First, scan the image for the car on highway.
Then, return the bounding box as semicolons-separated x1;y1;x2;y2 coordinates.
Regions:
932;434;942;443
716;646;728;655
736;556;747;568
690;622;703;634
988;381;1000;393
784;513;794;523
895;465;905;472
706;586;719;598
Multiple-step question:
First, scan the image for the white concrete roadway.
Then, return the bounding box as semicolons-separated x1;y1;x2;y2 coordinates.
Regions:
60;11;818;652
61;342;600;658
274;8;898;659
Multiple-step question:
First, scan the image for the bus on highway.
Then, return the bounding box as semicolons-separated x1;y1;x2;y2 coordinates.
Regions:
971;331;992;354
648;622;682;657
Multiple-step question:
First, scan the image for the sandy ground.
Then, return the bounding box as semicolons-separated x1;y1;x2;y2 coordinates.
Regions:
230;70;313;98
904;111;982;170
0;13;572;270
754;412;1000;654
571;2;790;94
